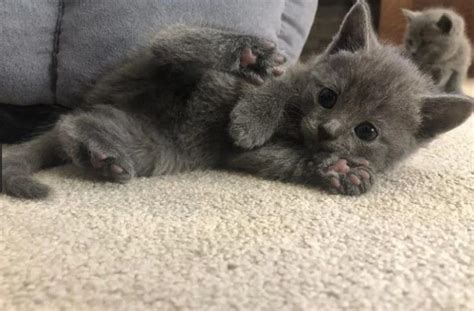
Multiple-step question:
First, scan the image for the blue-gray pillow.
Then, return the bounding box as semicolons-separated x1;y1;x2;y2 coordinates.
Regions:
0;0;318;107
0;0;59;105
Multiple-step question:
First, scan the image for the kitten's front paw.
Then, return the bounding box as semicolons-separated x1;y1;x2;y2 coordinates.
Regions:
320;157;374;196
236;38;286;84
229;102;275;149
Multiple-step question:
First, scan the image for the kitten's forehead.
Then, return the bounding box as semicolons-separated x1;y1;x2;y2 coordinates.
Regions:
310;46;433;128
327;48;430;104
407;8;464;32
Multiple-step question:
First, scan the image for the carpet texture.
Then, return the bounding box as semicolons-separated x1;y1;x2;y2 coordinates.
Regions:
1;83;473;310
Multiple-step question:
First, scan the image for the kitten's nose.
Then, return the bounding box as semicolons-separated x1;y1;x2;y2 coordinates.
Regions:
318;119;342;141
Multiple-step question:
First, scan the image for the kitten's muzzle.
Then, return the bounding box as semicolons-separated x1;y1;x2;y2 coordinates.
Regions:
302;118;346;153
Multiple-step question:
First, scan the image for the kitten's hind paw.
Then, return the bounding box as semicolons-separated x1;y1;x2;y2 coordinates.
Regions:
88;151;134;184
2;175;50;200
236;38;286;84
320;157;374;196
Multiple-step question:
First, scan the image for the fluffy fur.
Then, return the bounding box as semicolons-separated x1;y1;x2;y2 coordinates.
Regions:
402;8;472;93
2;1;472;200
227;1;472;194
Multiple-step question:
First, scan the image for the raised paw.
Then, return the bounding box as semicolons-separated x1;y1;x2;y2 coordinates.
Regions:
236;38;286;84
320;157;374;196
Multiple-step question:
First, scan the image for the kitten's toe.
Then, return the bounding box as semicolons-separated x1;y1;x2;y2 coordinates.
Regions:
272;67;285;76
340;167;374;196
3;176;50;200
99;156;134;183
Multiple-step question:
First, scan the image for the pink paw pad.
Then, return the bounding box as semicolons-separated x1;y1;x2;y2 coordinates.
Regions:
349;174;361;186
330;177;341;189
110;164;124;175
359;170;371;181
272;67;285;76
90;152;107;169
274;55;286;65
327;159;350;174
262;40;276;50
240;48;257;67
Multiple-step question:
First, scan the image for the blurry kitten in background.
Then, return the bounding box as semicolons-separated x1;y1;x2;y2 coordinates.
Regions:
402;8;472;93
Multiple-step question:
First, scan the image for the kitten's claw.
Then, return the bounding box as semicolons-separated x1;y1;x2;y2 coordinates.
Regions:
320;157;374;196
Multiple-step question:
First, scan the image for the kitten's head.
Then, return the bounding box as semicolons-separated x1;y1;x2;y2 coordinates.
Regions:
402;8;465;63
298;0;472;171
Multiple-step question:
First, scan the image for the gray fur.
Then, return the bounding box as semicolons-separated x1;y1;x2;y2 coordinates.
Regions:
227;1;472;194
402;8;472;93
2;1;472;200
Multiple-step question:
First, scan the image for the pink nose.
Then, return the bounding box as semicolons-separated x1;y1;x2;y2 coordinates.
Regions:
318;120;342;141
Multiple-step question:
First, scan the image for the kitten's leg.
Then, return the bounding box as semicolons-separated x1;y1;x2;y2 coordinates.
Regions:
57;106;157;183
2;130;67;199
151;26;286;83
225;142;375;196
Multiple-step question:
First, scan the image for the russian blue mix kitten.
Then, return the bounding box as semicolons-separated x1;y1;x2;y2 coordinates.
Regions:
1;1;472;199
403;8;472;93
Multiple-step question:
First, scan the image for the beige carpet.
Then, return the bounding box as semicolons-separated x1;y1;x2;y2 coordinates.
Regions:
1;83;473;311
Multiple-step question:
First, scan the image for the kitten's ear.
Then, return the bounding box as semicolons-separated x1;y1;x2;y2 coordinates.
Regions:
324;0;379;55
416;95;473;140
401;9;420;22
436;14;453;33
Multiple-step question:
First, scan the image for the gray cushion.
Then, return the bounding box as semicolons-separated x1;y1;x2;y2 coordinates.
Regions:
0;0;59;105
0;0;318;107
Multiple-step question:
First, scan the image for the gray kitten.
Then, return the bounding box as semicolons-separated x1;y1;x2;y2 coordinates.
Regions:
402;8;472;93
2;1;472;200
227;1;472;194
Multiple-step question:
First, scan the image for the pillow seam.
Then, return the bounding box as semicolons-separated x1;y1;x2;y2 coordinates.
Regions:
51;0;65;106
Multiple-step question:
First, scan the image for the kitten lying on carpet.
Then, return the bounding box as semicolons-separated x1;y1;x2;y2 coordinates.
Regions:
402;8;472;93
1;0;472;199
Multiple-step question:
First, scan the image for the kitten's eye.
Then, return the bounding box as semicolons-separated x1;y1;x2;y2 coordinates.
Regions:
355;122;378;141
407;39;413;46
318;88;337;109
